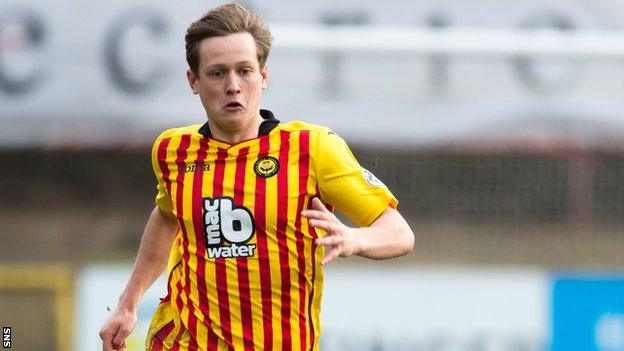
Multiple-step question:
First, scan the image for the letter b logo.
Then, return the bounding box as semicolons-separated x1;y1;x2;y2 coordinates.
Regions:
219;198;254;243
203;197;255;246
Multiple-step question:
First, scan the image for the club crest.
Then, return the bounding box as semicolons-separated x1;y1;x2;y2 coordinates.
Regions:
254;156;280;178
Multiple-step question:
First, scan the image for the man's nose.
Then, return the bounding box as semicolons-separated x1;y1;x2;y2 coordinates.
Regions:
225;73;241;94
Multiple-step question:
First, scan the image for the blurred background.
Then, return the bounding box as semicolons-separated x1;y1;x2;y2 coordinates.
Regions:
1;0;624;350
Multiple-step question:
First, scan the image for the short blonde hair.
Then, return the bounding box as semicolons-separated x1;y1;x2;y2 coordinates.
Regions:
185;3;273;75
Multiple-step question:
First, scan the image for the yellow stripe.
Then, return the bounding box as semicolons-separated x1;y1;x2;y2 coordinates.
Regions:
179;328;191;349
243;141;264;349
222;147;245;350
311;248;324;349
166;134;184;340
167;136;182;219
308;130;324;350
286;133;303;350
217;337;230;350
302;132;318;350
168;261;185;349
177;135;194;344
186;135;204;346
170;134;192;346
202;145;222;344
266;130;283;351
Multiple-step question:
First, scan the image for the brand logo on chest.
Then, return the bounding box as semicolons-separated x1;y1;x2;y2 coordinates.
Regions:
184;164;211;173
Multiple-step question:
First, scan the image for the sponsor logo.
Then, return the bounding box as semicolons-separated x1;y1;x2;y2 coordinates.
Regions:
254;156;279;178
362;168;385;187
184;164;211;173
203;197;256;259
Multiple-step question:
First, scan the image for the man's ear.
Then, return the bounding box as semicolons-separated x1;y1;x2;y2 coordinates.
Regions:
260;64;268;89
187;69;199;94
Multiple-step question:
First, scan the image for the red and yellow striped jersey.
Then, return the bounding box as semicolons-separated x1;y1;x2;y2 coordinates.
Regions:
146;110;397;351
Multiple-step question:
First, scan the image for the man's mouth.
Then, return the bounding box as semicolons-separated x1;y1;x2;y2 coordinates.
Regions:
224;102;244;110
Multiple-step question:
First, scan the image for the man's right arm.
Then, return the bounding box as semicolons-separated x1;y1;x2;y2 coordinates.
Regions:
99;206;178;351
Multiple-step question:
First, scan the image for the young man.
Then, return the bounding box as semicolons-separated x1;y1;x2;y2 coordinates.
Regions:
100;3;414;351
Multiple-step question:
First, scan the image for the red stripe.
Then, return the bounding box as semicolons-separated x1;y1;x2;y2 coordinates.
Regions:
157;137;173;198
172;135;195;349
198;139;220;350
158;320;176;338
176;135;198;351
151;320;175;351
170;278;185;350
233;147;255;350
151;338;163;351
307;244;318;350
232;147;249;202
170;320;185;351
170;276;186;351
276;130;292;350
254;136;273;350
294;131;310;350
190;137;220;349
213;147;234;349
157;137;179;318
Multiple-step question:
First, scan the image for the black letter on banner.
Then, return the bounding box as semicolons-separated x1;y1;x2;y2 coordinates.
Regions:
103;8;169;95
513;10;583;95
0;7;47;95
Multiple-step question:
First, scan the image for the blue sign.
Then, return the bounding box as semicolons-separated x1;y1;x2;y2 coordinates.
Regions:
552;276;624;351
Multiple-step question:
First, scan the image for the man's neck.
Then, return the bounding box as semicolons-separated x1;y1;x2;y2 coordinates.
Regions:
210;115;264;144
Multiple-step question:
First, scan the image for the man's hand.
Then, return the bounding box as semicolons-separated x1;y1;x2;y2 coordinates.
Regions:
301;197;361;265
302;197;414;263
99;306;137;351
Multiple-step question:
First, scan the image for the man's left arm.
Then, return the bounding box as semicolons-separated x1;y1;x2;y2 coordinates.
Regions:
302;197;414;265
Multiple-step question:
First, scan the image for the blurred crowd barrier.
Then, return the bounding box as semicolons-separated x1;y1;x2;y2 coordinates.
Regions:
2;146;623;267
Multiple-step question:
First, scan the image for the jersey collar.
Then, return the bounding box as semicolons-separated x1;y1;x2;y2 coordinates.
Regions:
197;109;280;137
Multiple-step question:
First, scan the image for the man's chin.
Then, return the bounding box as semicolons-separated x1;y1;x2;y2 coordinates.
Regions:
214;114;251;129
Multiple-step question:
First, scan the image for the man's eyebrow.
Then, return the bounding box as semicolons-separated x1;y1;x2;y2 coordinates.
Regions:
205;63;226;69
206;60;256;68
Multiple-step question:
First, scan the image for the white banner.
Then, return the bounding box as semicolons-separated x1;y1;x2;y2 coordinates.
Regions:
75;265;548;351
3;1;624;146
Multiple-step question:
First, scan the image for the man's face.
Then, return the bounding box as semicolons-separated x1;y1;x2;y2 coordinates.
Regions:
187;32;268;137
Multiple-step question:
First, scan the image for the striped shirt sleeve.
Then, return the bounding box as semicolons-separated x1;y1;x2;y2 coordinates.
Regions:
151;131;175;218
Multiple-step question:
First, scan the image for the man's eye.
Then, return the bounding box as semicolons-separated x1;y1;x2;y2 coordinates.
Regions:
240;68;252;75
210;71;223;78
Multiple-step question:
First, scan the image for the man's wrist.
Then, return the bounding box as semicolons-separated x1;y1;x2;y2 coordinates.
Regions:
117;292;140;313
353;227;370;255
